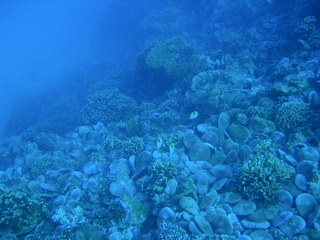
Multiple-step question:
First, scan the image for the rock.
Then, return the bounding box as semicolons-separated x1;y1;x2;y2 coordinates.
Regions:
250;116;276;134
279;215;306;236
157;207;176;226
220;192;242;204
194;215;213;235
185;160;199;174
248;205;278;222
109;179;137;198
294;174;308;191
206;206;227;223
228;124;251;144
183;132;201;149
209;151;226;165
239;235;252;240
109;158;130;179
309;90;320;106
272;211;293;227
201;131;219;146
307;206;320;229
83;162;100;176
238;145;252;161
233;200;256;216
40;183;57;192
249;230;274;240
210;164;232;179
270;131;286;146
189;143;211;162
199;189;220;209
165;179;178;195
197;172;209;195
27;180;42;193
218;112;230;132
225;150;238;164
86;130;103;143
66;187;82;201
297;160;316;181
211;178;228;191
297;146;319;163
309;182;320;203
213;215;233;235
197;123;215;133
179;197;199;215
53;195;67;208
295;193;318;219
241;219;270;229
78;126;92;137
275;190;293;211
135;151;153;171
223;139;239;154
189;221;201;235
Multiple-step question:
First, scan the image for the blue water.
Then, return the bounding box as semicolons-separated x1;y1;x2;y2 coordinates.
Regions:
0;1;320;239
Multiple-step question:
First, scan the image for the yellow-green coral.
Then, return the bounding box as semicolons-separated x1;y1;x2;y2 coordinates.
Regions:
163;131;184;149
123;137;145;156
238;140;291;202
137;159;177;198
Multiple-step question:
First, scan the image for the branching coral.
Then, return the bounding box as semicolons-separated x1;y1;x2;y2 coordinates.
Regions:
275;101;310;132
238;140;292;202
123;137;145;157
137;159;177;198
0;187;46;235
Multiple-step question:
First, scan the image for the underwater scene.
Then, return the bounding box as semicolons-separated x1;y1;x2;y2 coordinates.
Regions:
1;0;320;239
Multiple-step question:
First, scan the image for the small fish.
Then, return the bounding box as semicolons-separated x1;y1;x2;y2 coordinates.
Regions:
156;136;163;149
189;111;199;120
169;143;175;156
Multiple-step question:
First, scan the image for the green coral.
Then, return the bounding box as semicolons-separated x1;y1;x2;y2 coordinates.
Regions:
163;131;184;149
123;137;145;156
273;74;309;95
0;187;46;235
125;117;141;137
238;140;291;202
137;159;177;198
146;36;200;80
275;101;309;132
152;223;190;240
82;89;137;125
93;199;128;229
29;152;58;177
